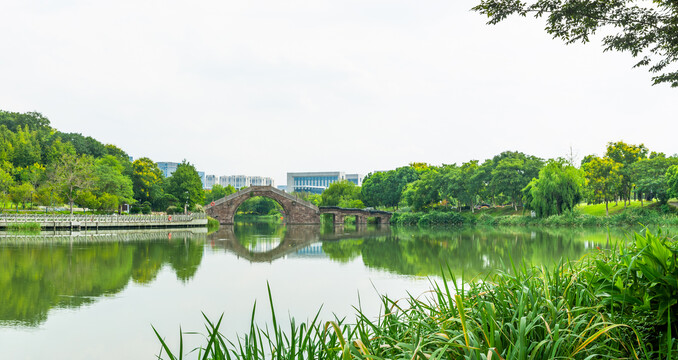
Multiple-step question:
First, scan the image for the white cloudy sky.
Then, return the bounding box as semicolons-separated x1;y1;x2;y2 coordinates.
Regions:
1;0;674;185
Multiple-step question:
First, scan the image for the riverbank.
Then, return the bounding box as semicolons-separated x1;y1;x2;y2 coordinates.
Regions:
390;203;678;227
156;228;677;359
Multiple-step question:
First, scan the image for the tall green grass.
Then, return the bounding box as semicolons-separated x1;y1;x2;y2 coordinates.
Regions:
206;216;220;233
155;228;678;359
7;222;41;232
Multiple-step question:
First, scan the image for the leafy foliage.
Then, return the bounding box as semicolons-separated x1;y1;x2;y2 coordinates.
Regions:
165;160;205;211
523;158;585;217
473;0;678;87
320;180;363;207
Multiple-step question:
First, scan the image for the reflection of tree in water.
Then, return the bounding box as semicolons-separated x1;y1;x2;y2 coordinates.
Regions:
0;234;205;326
233;222;286;250
322;227;624;278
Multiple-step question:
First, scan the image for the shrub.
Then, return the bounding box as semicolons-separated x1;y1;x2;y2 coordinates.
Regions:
166;206;182;215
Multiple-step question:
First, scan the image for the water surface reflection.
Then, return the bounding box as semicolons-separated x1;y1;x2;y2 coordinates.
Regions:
0;225;630;327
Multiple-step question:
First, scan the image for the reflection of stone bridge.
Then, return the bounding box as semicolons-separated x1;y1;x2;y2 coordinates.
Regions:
208;224;392;263
205;186;392;225
209;225;319;262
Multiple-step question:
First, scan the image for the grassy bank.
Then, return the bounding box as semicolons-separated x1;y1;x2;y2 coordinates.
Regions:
155;228;678;359
391;203;678;227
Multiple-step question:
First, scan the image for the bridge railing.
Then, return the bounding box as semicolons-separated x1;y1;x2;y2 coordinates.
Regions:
0;213;206;223
207;186;319;212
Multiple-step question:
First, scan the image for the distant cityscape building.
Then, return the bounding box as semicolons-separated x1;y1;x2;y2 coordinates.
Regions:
157;162;179;178
345;174;363;186
286;171;363;194
197;171;205;188
155;160;274;191
205;175;217;189
217;175;274;190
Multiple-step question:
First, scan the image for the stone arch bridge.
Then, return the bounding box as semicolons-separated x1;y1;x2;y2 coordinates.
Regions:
205;186;392;225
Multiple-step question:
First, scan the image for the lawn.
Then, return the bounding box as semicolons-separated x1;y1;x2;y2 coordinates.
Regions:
576;200;650;216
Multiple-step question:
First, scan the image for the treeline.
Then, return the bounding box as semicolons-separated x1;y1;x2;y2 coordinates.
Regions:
0;110;204;214
360;142;678;217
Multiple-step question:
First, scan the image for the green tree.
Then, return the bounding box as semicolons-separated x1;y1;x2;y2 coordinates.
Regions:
583;156;623;216
55;132;107;158
605;141;648;207
43;138;76;166
9;183;34;211
292;192;322;206
491;152;543;210
16;163;45;188
361;171;386;207
93;155;134;212
237;196;282;215
667;165;678;200
473;0;678;86
131;157;164;205
165;160;204;212
0;167;14;211
75;190;100;214
446;161;485;213
523;159;585;217
631;155;678;205
98;193;119;212
50;153;95;214
205;184;235;204
321;180;362;207
404;169;443;212
361;167;417;209
34;184;63;212
11;126;42;168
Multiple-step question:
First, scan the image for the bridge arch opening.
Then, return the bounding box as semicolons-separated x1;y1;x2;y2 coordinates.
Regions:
235;196;286;223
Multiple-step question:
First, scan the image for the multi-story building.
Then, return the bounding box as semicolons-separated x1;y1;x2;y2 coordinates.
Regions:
205;175;217;189
250;176;274;186
345;173;363;186
286;171;363;194
218;175;275;190
157;162;179;178
198;171;205;189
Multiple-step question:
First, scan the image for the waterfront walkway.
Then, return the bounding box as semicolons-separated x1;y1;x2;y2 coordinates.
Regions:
0;213;207;230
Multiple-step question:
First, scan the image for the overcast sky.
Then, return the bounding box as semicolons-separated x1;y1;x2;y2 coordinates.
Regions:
1;0;674;185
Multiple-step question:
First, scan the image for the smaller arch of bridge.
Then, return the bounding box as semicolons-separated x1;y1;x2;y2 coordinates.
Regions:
205;186;321;225
319;206;392;225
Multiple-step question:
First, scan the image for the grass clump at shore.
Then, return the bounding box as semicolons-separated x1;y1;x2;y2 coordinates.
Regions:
206;216;220;233
154;228;678;359
7;222;41;232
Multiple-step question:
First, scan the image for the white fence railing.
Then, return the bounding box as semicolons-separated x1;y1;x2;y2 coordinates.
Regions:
0;213;206;223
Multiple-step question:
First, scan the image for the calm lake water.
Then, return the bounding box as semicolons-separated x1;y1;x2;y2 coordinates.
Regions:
0;223;644;359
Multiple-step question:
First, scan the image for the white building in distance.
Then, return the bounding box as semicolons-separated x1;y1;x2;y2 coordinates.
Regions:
216;175;274;190
286;171;363;194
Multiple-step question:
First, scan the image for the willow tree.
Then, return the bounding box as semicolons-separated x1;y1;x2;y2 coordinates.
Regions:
523;159;584;217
